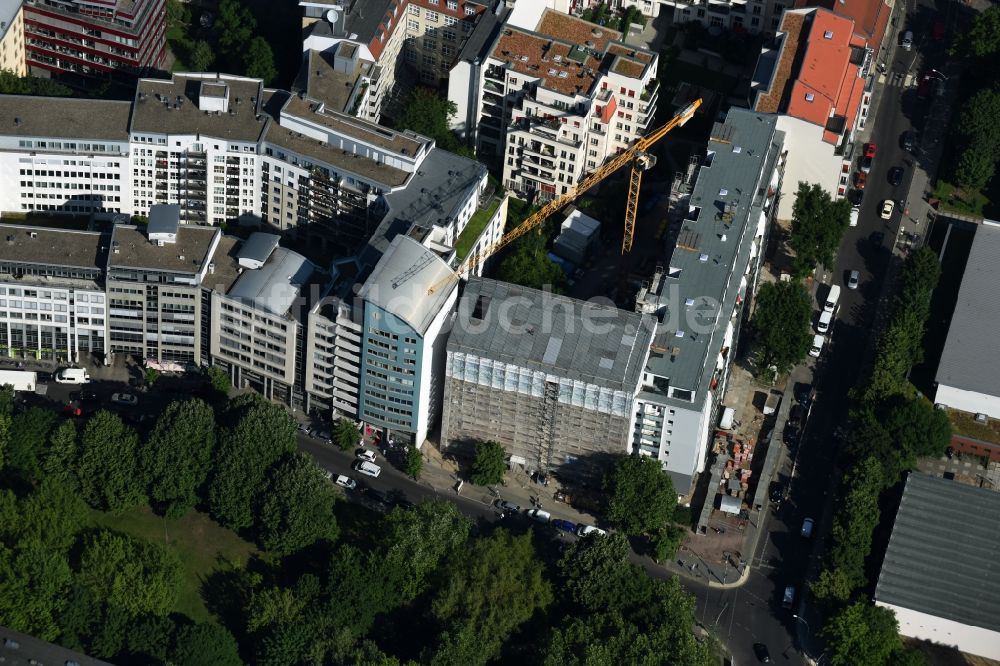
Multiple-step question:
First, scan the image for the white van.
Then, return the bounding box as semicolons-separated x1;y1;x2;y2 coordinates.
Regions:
823;285;840;314
55;368;90;384
353;460;381;478
809;334;825;358
816;310;833;334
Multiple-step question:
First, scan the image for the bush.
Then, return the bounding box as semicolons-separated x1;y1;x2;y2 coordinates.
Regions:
470;441;506;486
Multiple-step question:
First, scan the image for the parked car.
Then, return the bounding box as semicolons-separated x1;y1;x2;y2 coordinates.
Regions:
901;30;913;50
880;199;895;219
849;206;859;227
551;519;577;534
888;166;904;186
527;508;551;523
334;475;357;490
70;388;98;402
849;188;864;206
55;368;90;384
576;524;608;537
111;392;138;406
863;142;877;159
900;130;917;152
782;585;796;609
61;403;83;418
355;449;377;463
860;155;873;173
393;496;417;511
788;403;807;430
769;482;786;504
753;642;772;663
494;499;522;513
801;517;815;538
847;270;860;290
353;460;381;478
794;382;813;406
853;171;867;189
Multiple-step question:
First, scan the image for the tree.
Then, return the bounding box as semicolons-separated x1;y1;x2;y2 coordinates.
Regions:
848;398;951;482
215;0;256;59
651;523;686;562
822;602;902;666
42;419;77;486
78;530;182;617
497;232;567;293
470;440;506;486
0;540;73;640
126;614;176;664
751;280;813;378
144;367;161;387
391;87;464;153
558;532;651;613
333;417;360;452
209;396;296;530
0;70;72;96
953;86;1000;190
189;40;214;71
244;37;277;84
6;407;57;481
789;182;851;275
404;445;423;479
604;454;676;536
140;399;216;518
953;7;1000;59
955;145;996;191
256;621;317;666
376;499;470;602
257;453;339;555
170;622;243;666
429;529;552;666
17;477;89;552
77;410;144;512
206;365;231;395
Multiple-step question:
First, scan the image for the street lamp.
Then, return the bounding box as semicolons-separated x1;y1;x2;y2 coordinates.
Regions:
792;614;811;633
927;69;948;81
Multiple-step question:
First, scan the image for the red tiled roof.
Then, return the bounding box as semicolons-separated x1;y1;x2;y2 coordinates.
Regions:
795;0;892;51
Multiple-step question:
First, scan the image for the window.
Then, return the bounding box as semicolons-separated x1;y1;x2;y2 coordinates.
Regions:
407;19;418;30
424;38;436;49
426;10;439;22
428;0;438;4
444;15;456;26
465;4;476;15
443;29;456;41
409;4;419;14
423;54;436;67
447;0;457;8
442;44;454;57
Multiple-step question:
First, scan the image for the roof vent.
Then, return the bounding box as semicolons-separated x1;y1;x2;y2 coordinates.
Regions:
720;234;728;242
558;71;568;79
519;55;528;62
178;254;185;261
805;93;815;102
548;68;557;75
29;231;37;239
823;30;833;39
699;253;708;262
975;413;989;424
592;29;602;38
675;330;685;338
684;297;695;306
13;117;20;126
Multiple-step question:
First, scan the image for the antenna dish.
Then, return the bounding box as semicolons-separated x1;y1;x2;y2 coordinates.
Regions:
325;8;341;24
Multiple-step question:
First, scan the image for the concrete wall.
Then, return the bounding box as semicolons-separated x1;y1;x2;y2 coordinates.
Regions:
774;115;845;221
876;601;1000;661
934;384;1000;421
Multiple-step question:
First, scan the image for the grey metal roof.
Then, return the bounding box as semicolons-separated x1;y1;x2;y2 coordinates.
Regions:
237;232;280;268
147;204;180;238
449;278;656;392
935;221;1000;398
875;473;1000;631
305;0;394;43
0;224;105;271
130;74;267;143
357;234;457;336
366;147;487;257
457;2;508;62
0;94;131;141
0;624;114;666
639;108;784;400
228;247;315;316
109;225;220;275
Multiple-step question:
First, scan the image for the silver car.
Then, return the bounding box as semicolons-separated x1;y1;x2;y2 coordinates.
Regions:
847;270;860;290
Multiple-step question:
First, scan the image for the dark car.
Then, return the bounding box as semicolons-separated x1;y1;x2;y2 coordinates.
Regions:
70;388;98;402
494;499;522;513
551;519;577;534
888;166;904;186
753;643;772;663
900;131;917;152
849;189;864;206
793;382;813;406
769;482;786;504
787;403;807;430
393;496;417;511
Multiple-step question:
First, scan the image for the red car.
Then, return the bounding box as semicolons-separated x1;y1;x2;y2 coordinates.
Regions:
863;142;877;159
931;19;944;42
854;171;867;190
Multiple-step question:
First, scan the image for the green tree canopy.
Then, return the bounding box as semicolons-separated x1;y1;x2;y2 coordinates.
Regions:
751;280;813;377
376;499;470;602
77;410;144;512
189;40;215;71
391;87;467;154
604;454;676;536
170;622;244;666
77;529;183;617
5;406;57;482
206;365;231;396
953;7;1000;59
428;529;552;666
496;232;567;293
209;396;296;530
0;539;73;640
42;419;78;486
0;70;73;96
141;398;216;518
404;445;423;480
822;602;902;666
257;452;339;555
953;86;1000;191
470;440;507;486
333;417;360;451
244;36;278;84
789;182;851;275
848;397;951;482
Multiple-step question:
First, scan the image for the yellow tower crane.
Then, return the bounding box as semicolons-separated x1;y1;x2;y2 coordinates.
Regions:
428;98;702;295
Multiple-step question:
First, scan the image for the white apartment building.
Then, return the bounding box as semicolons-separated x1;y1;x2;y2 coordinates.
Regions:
630;108;784;493
629;0;789;32
449;8;658;200
0;224;108;362
299;0;492;122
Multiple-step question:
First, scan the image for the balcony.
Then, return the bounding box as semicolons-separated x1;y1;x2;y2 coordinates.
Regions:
484;80;504;94
522;141;556;158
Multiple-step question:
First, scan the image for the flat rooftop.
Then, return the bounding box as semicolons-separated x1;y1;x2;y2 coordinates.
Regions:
0;624;114;666
109;224;220;275
0;95;131;142
875;473;1000;632
936;221;1000;398
449;278;656;392
202;234;242;294
367;147;487;256
283;94;427;157
639;108;784;402
262;117;411;189
306;47;373;113
131;74;267;143
0;224;106;271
